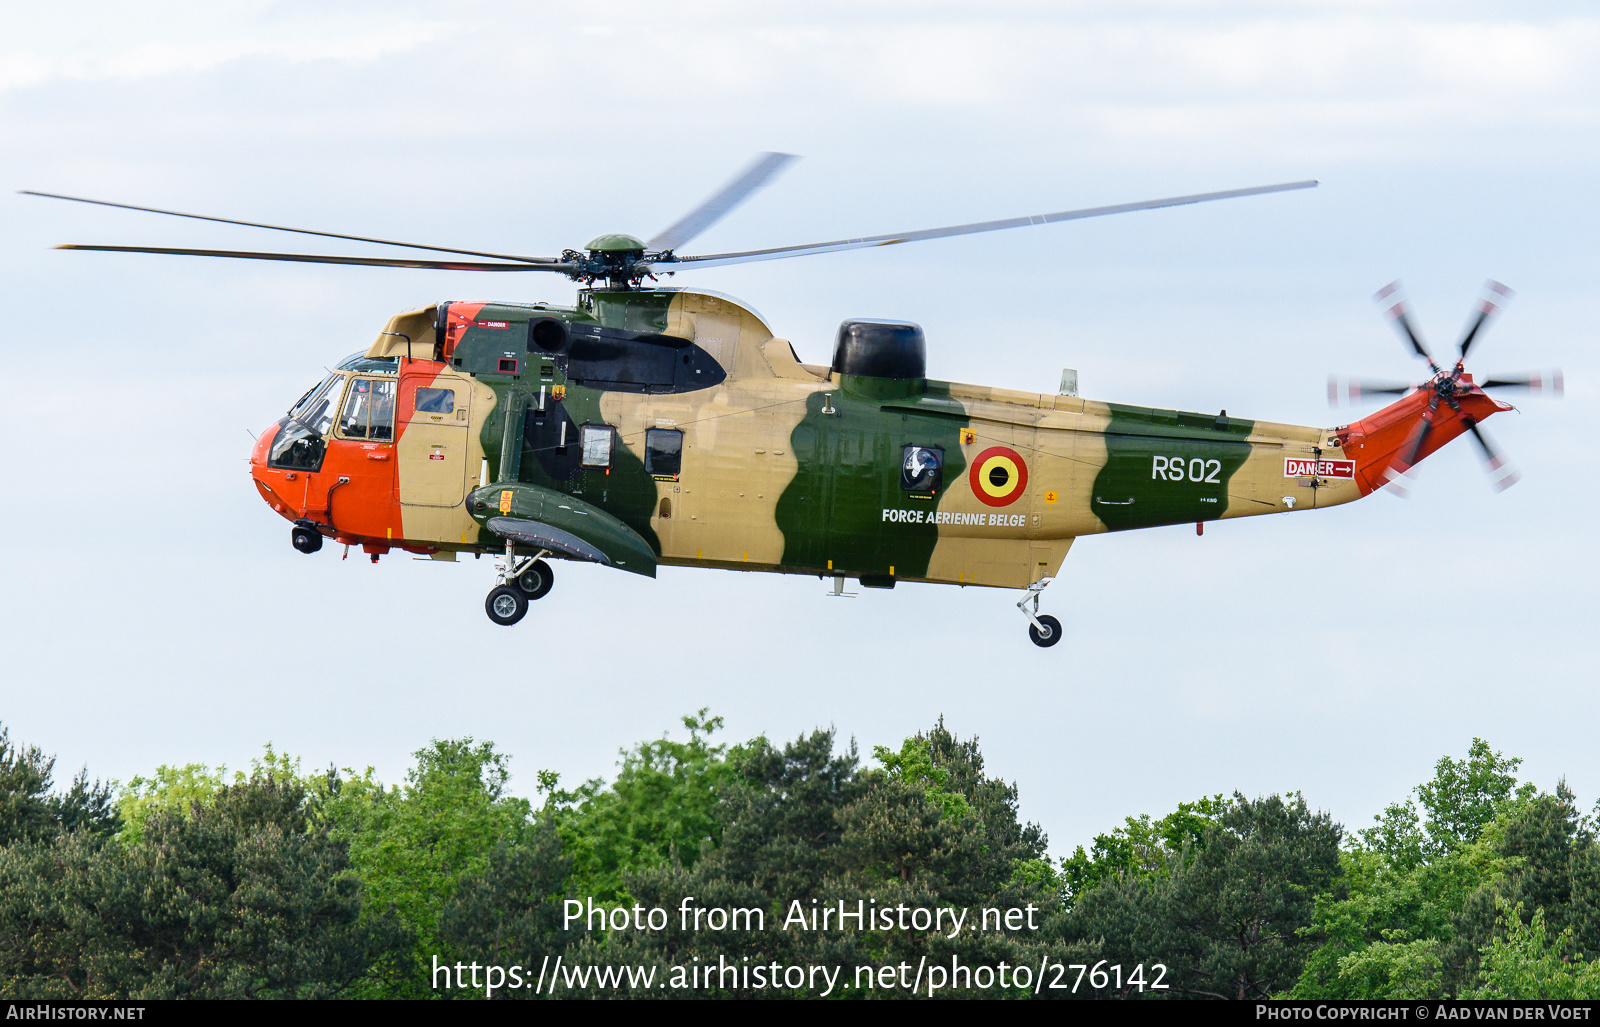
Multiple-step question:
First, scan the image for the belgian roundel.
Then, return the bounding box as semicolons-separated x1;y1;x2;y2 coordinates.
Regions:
969;446;1028;507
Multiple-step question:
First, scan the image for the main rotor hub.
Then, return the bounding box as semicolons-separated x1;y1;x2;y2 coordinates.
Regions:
584;233;647;253
565;233;653;288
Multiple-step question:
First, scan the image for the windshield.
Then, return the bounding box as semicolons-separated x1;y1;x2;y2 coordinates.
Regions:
288;373;343;435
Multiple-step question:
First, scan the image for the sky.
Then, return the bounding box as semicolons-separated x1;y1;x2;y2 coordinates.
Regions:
2;1;1596;855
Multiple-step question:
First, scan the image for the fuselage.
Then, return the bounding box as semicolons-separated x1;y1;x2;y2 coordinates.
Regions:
248;287;1507;589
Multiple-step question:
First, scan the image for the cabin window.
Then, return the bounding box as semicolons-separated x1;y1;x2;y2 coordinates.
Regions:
580;424;614;469
645;428;683;480
338;378;396;440
901;445;943;493
414;387;455;414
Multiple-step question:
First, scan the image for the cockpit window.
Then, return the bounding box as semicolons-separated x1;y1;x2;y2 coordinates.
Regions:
270;373;345;470
336;352;400;374
338;378;396;440
288;374;343;436
268;420;325;470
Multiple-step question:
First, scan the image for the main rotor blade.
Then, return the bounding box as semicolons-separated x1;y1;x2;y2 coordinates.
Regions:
1463;418;1520;491
23;190;560;265
1479;370;1563;396
1374;280;1440;373
1457;279;1514;361
652;180;1319;270
56;244;573;272
647;152;798;253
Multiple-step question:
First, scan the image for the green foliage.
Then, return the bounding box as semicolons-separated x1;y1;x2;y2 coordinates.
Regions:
544;709;744;905
1065;792;1340;1000
437;825;572;998
329;738;534;997
1466;902;1600;999
0;723;118;845
872;736;972;823
6;721;1598;1001
1440;782;1600;993
556;721;1064;999
1413;738;1533;859
1061;795;1231;904
1292;739;1600;1000
1330;937;1442;999
0;773;391;998
115;743;303;845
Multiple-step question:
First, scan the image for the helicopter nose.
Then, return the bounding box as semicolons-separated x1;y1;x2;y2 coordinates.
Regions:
250;422;276;467
249;422;295;520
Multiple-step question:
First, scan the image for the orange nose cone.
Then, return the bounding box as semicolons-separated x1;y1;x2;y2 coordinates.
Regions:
250;422;276;468
250;422;296;521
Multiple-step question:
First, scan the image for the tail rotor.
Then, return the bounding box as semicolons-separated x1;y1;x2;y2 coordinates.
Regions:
1330;279;1561;494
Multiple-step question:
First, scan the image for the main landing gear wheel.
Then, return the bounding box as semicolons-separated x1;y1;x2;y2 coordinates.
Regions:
1029;614;1063;648
485;585;528;626
515;560;554;600
291;525;323;554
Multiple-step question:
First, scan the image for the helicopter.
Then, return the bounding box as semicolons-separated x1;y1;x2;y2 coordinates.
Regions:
26;155;1562;646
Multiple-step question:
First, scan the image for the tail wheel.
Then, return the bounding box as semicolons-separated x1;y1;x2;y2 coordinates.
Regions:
1029;614;1063;648
291;525;323;554
485;585;528;626
515;560;554;600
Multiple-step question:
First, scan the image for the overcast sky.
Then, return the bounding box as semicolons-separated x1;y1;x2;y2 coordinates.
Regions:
3;1;1596;853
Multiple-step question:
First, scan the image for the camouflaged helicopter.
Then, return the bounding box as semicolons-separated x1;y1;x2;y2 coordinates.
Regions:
27;155;1562;645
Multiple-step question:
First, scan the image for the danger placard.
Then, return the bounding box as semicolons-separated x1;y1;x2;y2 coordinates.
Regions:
1285;457;1356;479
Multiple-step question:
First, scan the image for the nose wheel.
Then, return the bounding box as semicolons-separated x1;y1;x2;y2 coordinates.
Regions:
1018;577;1062;648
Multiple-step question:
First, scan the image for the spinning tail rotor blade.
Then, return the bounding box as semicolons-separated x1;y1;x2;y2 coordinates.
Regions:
1457;280;1514;361
647;152;798;253
1463;418;1520;491
1479;370;1564;396
1384;393;1440;494
22;190;560;264
658;180;1319;270
1374;280;1440;373
1327;376;1416;406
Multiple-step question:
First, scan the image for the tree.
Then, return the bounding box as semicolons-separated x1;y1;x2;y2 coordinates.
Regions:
1061;795;1232;905
545;709;743;904
0;775;389;998
1466;902;1600;999
436;822;572;999
556;722;1065;999
1072;792;1341;1000
1415;738;1531;858
1443;782;1600;993
0;724;117;845
327;738;535;997
1292;738;1535;999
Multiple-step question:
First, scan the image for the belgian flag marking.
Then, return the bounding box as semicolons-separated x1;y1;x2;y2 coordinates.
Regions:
970;446;1028;507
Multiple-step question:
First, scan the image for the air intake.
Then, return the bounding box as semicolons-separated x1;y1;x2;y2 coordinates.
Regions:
832;319;926;380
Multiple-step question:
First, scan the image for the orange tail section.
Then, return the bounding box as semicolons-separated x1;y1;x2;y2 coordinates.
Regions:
1333;381;1512;496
